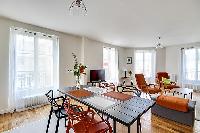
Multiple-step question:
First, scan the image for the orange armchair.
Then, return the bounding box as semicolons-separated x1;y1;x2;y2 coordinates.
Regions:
156;72;180;90
135;74;161;94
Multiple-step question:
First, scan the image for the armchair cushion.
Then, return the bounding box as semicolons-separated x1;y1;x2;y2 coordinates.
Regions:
162;77;171;85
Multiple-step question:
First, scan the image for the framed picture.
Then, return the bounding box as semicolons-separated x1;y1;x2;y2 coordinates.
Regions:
127;57;132;64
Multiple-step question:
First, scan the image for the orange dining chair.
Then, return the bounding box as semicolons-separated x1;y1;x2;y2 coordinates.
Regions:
64;98;112;133
135;74;161;95
156;72;180;90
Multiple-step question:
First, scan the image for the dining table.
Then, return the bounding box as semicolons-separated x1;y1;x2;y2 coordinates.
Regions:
58;86;155;133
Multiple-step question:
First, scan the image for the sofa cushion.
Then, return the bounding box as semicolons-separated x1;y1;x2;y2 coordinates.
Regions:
156;95;189;112
151;94;196;111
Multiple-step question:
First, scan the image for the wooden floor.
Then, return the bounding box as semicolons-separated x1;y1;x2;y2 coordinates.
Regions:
0;93;200;133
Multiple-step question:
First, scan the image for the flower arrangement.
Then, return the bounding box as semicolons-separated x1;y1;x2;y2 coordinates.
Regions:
68;53;87;86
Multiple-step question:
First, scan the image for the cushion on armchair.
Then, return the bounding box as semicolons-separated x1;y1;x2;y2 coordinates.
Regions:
156;95;189;112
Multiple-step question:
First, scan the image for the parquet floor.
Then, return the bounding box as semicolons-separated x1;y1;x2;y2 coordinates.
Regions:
0;93;200;133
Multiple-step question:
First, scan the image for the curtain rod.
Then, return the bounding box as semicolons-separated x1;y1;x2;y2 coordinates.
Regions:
181;46;194;50
13;27;55;38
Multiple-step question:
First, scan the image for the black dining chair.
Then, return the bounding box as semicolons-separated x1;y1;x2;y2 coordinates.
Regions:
45;90;67;133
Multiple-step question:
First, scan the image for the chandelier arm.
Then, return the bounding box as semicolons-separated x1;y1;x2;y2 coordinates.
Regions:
69;1;76;10
82;3;87;12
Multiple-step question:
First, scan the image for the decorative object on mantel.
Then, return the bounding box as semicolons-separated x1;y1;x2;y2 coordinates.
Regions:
128;70;132;77
68;53;87;88
69;0;87;16
127;57;132;64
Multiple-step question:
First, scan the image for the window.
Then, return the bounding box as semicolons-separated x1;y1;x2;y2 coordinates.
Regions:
134;50;156;82
103;47;118;83
182;48;200;83
9;27;59;110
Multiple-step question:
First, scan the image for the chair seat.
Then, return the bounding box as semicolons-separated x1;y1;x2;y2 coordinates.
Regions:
165;85;180;90
54;108;67;118
73;119;110;133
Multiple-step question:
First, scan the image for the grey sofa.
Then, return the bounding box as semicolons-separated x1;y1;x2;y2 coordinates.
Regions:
151;96;196;126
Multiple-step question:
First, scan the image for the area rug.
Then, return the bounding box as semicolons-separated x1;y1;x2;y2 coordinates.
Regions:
4;114;70;133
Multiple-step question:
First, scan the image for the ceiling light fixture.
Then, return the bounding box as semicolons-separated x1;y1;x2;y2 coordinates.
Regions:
69;0;87;16
156;36;164;49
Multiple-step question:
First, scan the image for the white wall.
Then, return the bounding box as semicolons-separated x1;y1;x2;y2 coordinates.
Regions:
156;48;166;72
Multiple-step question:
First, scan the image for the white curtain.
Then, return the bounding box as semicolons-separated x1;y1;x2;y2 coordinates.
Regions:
181;47;200;85
103;47;119;84
9;27;59;112
134;49;156;83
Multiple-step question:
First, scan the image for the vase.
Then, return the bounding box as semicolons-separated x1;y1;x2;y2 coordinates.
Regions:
76;76;81;89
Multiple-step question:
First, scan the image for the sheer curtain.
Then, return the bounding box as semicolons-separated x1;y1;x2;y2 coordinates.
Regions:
134;49;156;83
181;47;200;84
9;27;59;112
103;47;119;84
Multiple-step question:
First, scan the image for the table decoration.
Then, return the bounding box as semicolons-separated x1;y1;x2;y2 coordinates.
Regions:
68;53;87;88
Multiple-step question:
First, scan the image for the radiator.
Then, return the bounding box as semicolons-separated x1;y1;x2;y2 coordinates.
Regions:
183;84;200;93
15;94;49;111
25;95;48;108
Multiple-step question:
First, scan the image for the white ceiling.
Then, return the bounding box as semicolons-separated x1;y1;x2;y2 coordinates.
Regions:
0;0;200;47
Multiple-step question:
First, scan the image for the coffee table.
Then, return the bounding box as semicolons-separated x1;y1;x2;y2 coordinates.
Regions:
172;88;193;99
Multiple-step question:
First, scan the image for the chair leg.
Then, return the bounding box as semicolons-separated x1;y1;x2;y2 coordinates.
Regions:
46;110;53;133
65;117;67;127
55;118;60;133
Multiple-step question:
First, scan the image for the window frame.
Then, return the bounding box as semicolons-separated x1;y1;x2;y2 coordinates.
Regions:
9;27;59;96
134;49;156;80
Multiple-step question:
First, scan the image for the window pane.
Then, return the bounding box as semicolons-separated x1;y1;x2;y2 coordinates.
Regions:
184;49;196;80
15;34;34;90
135;50;155;81
38;38;54;89
135;52;143;74
103;47;118;82
144;52;152;77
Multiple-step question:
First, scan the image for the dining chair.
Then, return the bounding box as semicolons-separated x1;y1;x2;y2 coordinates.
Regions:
45;90;67;133
135;74;162;96
64;98;113;133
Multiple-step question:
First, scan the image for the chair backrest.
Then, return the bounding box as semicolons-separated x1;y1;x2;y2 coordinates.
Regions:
135;74;147;90
45;90;59;108
64;98;84;121
156;72;170;82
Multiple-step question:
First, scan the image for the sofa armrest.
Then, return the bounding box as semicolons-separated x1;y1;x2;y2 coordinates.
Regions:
150;94;159;101
188;101;196;111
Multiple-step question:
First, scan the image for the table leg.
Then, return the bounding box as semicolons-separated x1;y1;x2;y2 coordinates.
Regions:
137;117;141;133
128;126;130;133
184;94;186;98
113;120;116;133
